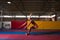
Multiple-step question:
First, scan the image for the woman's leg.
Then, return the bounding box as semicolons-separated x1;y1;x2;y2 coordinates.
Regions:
27;28;31;35
27;26;36;35
26;27;32;36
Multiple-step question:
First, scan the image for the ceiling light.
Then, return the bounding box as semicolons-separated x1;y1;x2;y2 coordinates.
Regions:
7;1;11;4
40;16;51;18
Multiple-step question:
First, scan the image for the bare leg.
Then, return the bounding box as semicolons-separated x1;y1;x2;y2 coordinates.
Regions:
26;28;31;36
27;28;31;34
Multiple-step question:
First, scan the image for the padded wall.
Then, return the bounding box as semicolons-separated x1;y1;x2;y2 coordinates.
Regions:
11;20;26;29
0;22;2;29
27;21;60;29
11;20;60;29
3;22;11;29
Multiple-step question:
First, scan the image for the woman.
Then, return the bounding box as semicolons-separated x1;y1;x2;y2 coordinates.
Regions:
25;13;38;35
20;13;38;35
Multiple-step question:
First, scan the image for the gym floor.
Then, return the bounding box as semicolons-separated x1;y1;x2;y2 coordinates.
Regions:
0;29;60;40
0;34;60;40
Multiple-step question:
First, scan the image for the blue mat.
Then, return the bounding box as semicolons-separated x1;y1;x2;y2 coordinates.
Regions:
0;31;60;35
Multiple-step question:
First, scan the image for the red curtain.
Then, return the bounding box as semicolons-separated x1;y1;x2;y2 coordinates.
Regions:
11;20;26;29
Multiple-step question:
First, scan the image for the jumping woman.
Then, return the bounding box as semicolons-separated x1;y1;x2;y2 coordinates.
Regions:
25;13;38;35
19;13;38;36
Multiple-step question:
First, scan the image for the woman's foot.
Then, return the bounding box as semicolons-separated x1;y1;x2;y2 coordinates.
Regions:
25;33;30;36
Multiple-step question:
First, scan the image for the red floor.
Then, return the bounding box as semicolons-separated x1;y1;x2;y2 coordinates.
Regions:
0;34;60;40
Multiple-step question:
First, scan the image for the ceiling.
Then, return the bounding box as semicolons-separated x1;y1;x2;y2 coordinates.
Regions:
0;0;60;15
